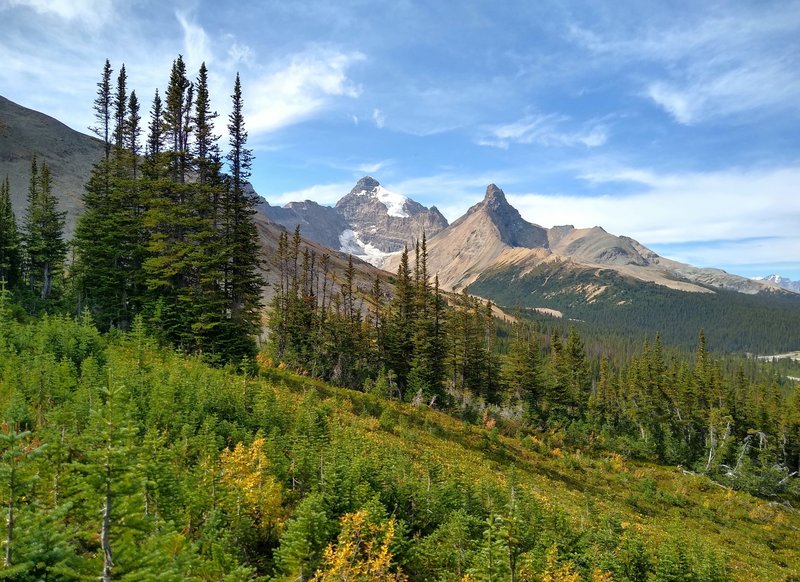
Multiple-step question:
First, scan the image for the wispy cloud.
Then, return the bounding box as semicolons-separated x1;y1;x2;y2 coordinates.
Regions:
357;160;390;174
0;0;115;28
372;108;385;129
508;164;800;251
246;47;365;134
567;4;800;124
478;113;607;149
176;11;213;71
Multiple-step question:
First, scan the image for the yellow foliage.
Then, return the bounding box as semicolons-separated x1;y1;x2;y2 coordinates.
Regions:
541;545;581;582
608;452;628;473
220;437;282;528
592;567;614;581
311;510;407;581
255;351;272;371
549;447;562;458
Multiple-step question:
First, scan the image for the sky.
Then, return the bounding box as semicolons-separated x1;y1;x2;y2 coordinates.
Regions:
2;0;799;279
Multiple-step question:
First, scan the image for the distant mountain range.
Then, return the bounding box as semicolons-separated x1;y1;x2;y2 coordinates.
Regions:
270;177;786;298
755;274;800;294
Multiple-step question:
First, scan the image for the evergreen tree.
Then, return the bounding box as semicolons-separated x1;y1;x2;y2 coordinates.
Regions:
163;55;193;183
22;157;66;303
0;176;21;288
219;72;263;360
91;59;113;161
75;62;145;330
503;323;544;422
144;89;166;179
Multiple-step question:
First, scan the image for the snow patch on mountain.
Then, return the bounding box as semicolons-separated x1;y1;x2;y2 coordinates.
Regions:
357;185;409;218
339;229;399;269
753;274;800;293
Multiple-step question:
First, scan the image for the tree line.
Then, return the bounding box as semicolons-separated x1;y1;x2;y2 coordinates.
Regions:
0;56;263;364
267;232;800;501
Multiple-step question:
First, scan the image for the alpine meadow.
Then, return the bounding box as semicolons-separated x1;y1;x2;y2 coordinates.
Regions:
1;2;800;581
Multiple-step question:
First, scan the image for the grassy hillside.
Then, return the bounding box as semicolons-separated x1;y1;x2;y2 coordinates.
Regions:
469;261;800;354
0;311;798;580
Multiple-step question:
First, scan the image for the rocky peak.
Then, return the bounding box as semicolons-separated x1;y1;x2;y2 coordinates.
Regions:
350;175;381;194
461;183;549;249
483;183;508;206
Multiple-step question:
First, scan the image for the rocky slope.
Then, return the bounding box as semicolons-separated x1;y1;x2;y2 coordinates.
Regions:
0;95;104;236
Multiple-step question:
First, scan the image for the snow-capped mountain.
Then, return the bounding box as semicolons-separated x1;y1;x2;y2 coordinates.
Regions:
259;176;448;268
755;275;800;293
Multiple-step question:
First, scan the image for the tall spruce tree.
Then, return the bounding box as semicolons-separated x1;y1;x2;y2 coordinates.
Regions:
75;63;145;330
23;157;66;303
163;55;193;183
220;73;263;360
91;59;113;161
0;176;21;288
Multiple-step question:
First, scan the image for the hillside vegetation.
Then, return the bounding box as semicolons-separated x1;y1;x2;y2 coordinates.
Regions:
0;306;799;581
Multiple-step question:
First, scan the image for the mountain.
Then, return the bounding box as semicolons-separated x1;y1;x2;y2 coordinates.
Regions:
261;176;448;268
756;274;800;294
0;95;104;236
385;184;740;292
257;198;348;251
400;183;783;297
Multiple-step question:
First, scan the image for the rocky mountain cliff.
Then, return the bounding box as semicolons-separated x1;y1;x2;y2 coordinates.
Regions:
261;176;448;267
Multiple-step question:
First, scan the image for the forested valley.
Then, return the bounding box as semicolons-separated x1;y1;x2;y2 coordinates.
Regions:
0;57;799;581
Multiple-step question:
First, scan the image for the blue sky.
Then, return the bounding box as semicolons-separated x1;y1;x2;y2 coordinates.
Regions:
2;0;799;279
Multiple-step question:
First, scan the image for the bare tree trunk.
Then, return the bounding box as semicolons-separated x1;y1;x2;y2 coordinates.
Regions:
101;464;113;582
5;465;14;567
41;262;51;300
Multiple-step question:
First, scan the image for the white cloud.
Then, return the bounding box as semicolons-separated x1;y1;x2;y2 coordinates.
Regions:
507;165;800;249
479;113;607;149
0;0;114;27
567;6;800;123
357;160;389;174
372;108;385;129
246;48;365;134
176;11;213;71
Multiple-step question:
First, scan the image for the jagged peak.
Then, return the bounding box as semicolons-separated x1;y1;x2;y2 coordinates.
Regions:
483;183;508;205
452;183;549;249
353;175;380;192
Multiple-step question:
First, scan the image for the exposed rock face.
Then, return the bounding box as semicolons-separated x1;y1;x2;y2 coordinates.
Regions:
0;95;104;237
335;176;448;253
257;199;348;250
260;176;448;267
456;184;549;249
392;184;550;291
